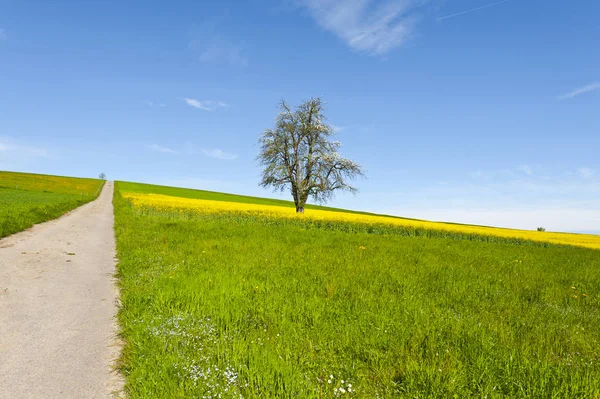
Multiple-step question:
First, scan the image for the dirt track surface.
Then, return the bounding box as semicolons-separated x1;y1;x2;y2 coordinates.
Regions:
0;181;122;398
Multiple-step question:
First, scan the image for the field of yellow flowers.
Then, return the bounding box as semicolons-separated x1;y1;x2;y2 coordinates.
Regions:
0;171;103;238
114;181;600;398
123;192;600;250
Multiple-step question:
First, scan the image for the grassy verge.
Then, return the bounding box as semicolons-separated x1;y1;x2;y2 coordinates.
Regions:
0;171;104;238
114;182;600;398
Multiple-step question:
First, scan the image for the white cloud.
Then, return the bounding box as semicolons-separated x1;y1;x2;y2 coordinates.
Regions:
202;148;238;160
150;144;177;154
299;0;422;55
437;0;510;21
557;82;600;100
578;167;595;179
0;28;7;41
183;98;229;111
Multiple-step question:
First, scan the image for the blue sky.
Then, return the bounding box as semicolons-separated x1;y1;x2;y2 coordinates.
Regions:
1;0;599;233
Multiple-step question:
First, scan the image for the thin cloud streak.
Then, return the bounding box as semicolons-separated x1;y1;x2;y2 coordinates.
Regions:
202;148;238;160
150;144;178;154
437;0;510;21
557;82;600;100
0;28;6;41
147;101;167;108
299;0;421;55
183;98;228;111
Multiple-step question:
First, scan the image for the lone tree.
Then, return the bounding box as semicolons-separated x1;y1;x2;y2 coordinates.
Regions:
258;98;364;213
99;172;106;180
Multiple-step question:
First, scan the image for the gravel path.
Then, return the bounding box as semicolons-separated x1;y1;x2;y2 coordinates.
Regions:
0;181;123;398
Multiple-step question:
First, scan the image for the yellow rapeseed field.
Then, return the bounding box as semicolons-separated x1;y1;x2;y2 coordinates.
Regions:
123;192;600;250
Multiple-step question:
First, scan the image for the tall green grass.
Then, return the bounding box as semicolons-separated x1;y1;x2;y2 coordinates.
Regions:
114;182;600;398
0;171;104;238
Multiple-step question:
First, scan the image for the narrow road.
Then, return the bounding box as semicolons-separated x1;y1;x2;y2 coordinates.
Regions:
0;182;122;398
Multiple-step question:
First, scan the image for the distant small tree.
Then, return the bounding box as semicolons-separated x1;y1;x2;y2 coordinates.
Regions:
258;98;364;213
537;227;546;232
99;172;106;180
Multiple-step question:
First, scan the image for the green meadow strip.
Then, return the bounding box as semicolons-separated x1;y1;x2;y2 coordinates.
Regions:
114;183;600;398
0;177;104;238
128;204;560;250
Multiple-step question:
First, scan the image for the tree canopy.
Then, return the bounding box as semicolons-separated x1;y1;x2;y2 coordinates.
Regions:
258;98;364;213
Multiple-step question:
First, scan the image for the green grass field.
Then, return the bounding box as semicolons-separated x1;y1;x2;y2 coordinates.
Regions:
114;181;600;398
0;171;104;238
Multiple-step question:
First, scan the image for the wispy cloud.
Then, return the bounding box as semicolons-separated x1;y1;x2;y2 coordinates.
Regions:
193;36;248;66
189;22;248;66
299;0;422;55
557;82;600;100
437;0;510;21
183;98;228;111
0;139;49;158
146;101;167;108
578;167;595;179
0;28;7;41
202;148;238;160
517;164;534;176
150;144;177;154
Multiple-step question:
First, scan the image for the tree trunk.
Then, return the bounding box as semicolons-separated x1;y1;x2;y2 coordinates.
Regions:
296;206;305;213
